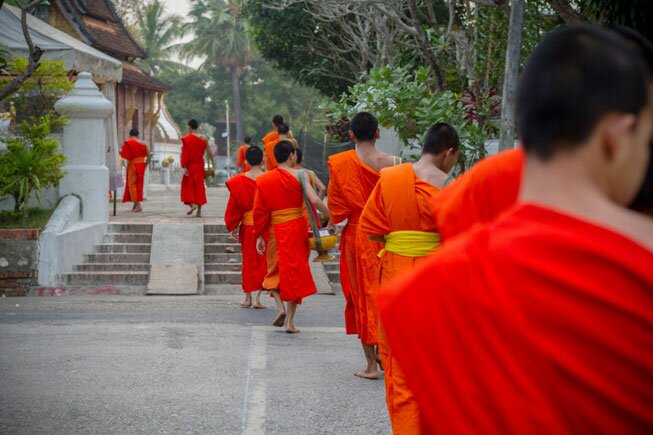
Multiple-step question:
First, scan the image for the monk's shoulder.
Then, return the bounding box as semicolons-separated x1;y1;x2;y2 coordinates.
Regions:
380;162;410;178
328;150;357;168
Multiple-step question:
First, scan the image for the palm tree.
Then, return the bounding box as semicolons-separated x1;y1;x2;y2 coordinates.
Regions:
181;0;254;143
136;0;187;76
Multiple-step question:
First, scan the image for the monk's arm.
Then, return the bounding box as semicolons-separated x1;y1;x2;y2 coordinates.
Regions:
180;140;188;169
314;174;327;199
306;182;330;218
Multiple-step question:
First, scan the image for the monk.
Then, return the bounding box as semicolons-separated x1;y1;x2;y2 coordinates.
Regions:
262;114;292;149
327;111;400;379
181;119;210;217
253;140;331;333
360;123;460;434
225;146;267;309
120;128;149;213
264;123;297;171
378;25;653;433
295;148;326;199
236;136;253;173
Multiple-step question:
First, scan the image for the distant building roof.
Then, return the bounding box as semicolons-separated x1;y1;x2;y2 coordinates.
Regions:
54;0;146;59
155;100;182;144
121;62;169;92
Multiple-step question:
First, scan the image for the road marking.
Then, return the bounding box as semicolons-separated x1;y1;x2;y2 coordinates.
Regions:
242;327;267;435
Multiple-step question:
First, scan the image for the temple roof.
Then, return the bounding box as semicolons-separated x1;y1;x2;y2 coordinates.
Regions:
54;0;146;59
121;62;169;92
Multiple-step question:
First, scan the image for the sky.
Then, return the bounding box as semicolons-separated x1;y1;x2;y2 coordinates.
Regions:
159;0;201;68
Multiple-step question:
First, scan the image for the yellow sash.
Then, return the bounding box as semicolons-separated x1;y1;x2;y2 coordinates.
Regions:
271;207;304;225
242;210;254;226
130;156;146;165
378;230;440;258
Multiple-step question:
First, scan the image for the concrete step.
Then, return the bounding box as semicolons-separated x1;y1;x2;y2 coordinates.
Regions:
107;223;153;234
205;263;241;272
204;243;241;254
324;263;339;272
74;263;151;272
63;272;149;285
204;253;242;263
103;233;152;244
204;271;242;285
204;233;236;244
94;243;151;254
327;272;341;283
84;253;151;264
204;224;228;234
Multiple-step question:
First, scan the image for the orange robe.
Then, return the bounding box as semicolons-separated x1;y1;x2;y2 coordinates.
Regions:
225;174;267;293
378;204;653;434
434;147;524;242
264;138;298;171
120;138;148;203
327;150;383;343
237;145;251;173
262;130;293;147
253;168;317;303
360;163;439;435
180;134;207;206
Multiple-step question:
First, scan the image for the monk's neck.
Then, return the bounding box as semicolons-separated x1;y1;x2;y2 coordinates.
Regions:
279;162;293;170
356;141;377;152
247;167;263;178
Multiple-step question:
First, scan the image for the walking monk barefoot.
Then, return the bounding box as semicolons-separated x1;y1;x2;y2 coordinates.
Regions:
236;136;253;174
120;128;149;213
379;25;653;434
224;146;267;309
360;123;460;434
253;141;330;333
181;119;209;217
327;112;401;380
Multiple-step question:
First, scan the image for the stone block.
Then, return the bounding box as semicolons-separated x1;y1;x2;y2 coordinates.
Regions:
147;263;199;295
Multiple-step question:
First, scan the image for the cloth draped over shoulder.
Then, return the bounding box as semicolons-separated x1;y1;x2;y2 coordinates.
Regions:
360;162;440;435
237;145;252;173
225;174;266;293
120;138;148;203
180;134;208;206
378;204;653;434
327;150;383;343
253;168;316;303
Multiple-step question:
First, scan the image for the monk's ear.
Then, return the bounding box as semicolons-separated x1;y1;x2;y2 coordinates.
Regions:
375;129;380;140
349;131;356;142
603;113;636;161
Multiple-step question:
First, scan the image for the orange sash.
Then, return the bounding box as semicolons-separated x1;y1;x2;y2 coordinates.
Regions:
242;210;254;226
271;207;304;225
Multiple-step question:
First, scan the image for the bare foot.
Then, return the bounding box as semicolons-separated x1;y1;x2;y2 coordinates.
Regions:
186;205;198;215
240;301;252;308
133;206;143;213
354;370;379;380
195;213;202;218
285;326;300;333
273;312;286;327
252;303;265;309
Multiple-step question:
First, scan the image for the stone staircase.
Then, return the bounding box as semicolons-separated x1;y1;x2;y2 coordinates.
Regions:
204;224;242;286
324;254;341;284
62;224;153;286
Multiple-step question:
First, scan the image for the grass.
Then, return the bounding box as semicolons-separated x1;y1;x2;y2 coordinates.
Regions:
0;208;55;229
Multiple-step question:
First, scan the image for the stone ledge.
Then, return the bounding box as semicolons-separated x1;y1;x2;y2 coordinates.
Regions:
0;229;40;240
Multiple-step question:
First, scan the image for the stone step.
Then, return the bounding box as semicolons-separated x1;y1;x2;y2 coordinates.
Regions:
94;243;151;254
103;233;152;244
204;243;241;254
204;224;228;234
84;253;151;264
327;272;341;283
324;263;339;272
204;253;242;263
205;263;241;272
204;271;241;285
63;272;149;285
204;233;237;244
74;263;151;272
107;223;153;234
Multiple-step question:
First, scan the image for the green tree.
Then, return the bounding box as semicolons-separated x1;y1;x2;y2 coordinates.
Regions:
182;0;255;143
135;0;187;76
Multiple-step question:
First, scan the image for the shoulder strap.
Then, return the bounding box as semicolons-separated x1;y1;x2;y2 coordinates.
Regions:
298;170;323;251
393;156;402;166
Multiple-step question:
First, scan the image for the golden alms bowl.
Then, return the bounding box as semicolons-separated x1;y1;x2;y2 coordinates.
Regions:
309;233;338;262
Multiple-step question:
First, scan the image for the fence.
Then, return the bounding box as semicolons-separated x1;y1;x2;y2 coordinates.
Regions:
296;129;354;186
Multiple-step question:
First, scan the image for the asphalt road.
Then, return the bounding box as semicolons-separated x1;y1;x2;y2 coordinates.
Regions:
0;292;390;434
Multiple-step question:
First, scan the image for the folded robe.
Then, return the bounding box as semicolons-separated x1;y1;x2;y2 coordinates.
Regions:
225;173;267;293
360;162;440;435
379;204;653;434
253;168;317;303
328;150;383;343
180;133;207;206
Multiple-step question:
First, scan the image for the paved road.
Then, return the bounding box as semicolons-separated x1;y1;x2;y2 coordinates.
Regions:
0;292;390;434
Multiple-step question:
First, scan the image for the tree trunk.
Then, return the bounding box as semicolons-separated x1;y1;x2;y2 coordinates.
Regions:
231;68;244;145
22;183;29;226
498;0;525;152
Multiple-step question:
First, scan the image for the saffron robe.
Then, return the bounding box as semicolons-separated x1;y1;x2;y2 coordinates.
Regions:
237;145;251;173
360;163;439;435
262;130;293;147
264;138;298;171
225;174;267;293
434;147;523;242
253;168;317;303
120;138;148;203
378;204;653;434
327;150;383;344
180;134;208;206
